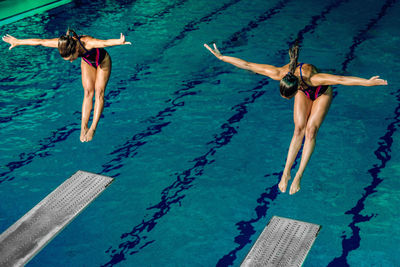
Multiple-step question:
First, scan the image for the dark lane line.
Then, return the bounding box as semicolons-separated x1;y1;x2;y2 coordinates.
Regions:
102;79;270;267
341;0;397;72
222;0;290;49
163;0;243;51
0;122;79;184
328;1;398;265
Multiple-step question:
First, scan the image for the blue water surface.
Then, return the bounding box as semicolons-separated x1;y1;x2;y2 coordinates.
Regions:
0;0;399;266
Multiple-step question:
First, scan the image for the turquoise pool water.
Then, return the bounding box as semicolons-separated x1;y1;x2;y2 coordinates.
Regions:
1;0;399;266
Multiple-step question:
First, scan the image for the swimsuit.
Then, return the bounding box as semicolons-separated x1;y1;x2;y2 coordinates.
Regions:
77;36;107;68
298;63;329;100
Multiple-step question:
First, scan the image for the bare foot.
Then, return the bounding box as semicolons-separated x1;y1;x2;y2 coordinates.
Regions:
84;128;96;142
278;172;291;193
289;175;302;195
80;126;88;142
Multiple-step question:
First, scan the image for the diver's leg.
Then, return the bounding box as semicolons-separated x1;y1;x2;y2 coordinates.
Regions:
289;88;333;195
85;54;111;142
80;60;96;142
279;92;312;192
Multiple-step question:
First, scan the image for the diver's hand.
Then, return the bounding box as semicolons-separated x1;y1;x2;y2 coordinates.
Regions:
119;33;131;45
204;43;223;60
368;76;388;86
2;34;19;50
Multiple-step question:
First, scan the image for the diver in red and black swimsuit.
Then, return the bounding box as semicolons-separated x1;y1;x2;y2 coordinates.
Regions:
77;36;108;68
297;63;329;100
204;41;387;195
2;30;131;142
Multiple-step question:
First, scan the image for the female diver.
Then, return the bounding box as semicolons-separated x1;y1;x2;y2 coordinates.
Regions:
204;41;387;195
2;29;131;142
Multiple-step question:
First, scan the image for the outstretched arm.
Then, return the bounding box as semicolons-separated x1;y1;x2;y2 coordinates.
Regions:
204;43;284;80
310;73;388;86
82;33;131;49
2;34;58;49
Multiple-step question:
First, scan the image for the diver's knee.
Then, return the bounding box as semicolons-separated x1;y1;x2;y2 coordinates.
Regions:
293;124;306;137
82;84;94;97
94;87;105;100
84;89;94;99
305;125;318;140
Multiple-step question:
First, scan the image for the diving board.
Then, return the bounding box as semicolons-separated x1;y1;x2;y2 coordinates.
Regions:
0;0;72;26
241;216;321;267
0;171;113;266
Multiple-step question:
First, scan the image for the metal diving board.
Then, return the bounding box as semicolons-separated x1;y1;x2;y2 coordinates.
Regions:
0;170;114;266
241;216;321;267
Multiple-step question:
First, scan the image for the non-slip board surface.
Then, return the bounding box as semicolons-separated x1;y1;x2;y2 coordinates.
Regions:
0;171;113;266
241;216;321;267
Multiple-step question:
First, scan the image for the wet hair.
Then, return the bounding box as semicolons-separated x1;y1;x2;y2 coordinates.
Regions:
58;29;78;58
280;40;300;98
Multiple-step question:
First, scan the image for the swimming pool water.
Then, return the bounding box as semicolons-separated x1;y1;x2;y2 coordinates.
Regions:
1;0;400;266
